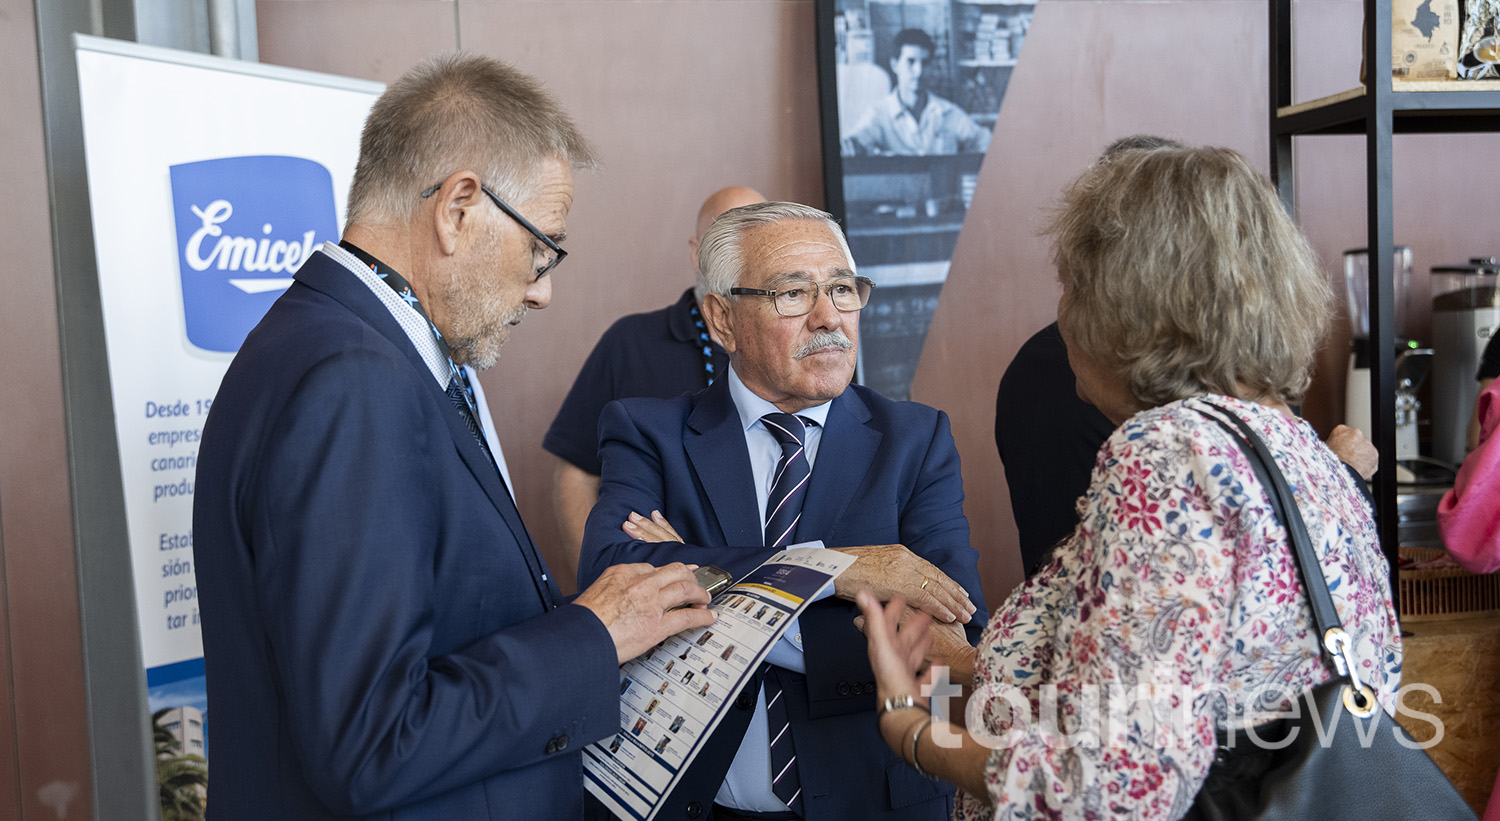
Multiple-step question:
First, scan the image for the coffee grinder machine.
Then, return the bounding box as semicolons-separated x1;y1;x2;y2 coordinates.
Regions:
1344;247;1417;456
1429;257;1500;467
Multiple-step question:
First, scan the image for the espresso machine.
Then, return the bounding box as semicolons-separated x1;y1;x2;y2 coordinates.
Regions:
1429;257;1500;467
1343;247;1414;450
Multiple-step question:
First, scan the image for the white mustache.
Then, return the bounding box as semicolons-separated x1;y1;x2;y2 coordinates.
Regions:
793;331;853;359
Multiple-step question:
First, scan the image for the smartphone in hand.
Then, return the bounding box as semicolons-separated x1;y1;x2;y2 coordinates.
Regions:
692;565;732;599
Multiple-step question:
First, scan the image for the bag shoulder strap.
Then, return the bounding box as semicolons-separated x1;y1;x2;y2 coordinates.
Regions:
1192;401;1379;717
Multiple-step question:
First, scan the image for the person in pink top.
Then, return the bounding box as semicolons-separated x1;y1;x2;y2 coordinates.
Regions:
1438;377;1500;821
1439;379;1500;575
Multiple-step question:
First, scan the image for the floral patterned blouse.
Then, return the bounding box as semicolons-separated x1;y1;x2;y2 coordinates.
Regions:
957;395;1402;821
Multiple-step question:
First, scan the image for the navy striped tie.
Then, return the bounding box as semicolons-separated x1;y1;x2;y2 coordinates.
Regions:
760;412;811;815
761;413;813;548
765;667;802;814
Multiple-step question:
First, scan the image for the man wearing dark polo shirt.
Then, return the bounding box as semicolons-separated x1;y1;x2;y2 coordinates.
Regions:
546;185;765;576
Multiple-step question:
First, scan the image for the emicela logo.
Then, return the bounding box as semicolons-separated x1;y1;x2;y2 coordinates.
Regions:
170;156;338;353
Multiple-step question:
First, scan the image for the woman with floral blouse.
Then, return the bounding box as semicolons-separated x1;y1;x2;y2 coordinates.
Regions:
859;144;1401;820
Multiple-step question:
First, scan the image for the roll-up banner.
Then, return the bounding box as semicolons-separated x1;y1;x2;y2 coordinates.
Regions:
74;35;381;786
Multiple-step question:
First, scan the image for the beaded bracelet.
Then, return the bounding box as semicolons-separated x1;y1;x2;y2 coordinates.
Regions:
909;716;936;780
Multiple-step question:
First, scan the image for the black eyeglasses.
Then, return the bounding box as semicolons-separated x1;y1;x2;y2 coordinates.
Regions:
730;275;875;318
420;182;567;279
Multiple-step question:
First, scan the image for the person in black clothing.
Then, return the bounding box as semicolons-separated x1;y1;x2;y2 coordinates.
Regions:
994;136;1180;578
994;321;1114;576
1482;332;1500;381
545;185;765;577
1468;331;1500;451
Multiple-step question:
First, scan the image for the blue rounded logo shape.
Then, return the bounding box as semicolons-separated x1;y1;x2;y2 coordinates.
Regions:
169;156;338;353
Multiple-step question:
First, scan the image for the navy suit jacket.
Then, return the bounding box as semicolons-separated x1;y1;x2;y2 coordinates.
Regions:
194;251;620;819
579;378;987;820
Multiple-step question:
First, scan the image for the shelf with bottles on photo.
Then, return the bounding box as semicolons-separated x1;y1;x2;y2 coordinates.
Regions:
951;0;1034;125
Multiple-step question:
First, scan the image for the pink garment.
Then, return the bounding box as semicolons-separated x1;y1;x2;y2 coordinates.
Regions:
1437;381;1500;575
1436;381;1500;821
1487;766;1500;821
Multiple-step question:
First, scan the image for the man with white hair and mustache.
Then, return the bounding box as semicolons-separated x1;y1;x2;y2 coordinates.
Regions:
579;202;985;821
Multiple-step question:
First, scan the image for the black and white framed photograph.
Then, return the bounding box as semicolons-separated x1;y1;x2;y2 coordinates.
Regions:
818;0;1034;398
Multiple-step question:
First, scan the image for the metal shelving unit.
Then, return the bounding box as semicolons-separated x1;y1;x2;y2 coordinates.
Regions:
1269;0;1500;603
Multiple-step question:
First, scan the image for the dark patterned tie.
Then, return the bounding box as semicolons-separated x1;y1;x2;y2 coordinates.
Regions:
760;412;812;815
446;371;496;470
761;413;814;548
765;667;802;815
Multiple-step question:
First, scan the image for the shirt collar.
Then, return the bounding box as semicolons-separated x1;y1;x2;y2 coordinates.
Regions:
885;88;927;122
725;365;833;432
320;241;452;388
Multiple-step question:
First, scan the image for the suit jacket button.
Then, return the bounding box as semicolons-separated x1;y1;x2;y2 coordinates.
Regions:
554;734;569;752
837;681;851;697
865;681;876;693
735;691;754;710
686;800;703;818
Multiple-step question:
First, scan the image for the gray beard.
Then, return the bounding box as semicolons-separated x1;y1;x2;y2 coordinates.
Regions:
446;296;528;372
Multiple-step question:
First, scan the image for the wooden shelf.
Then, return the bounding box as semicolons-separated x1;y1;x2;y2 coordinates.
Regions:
1272;84;1500;135
1395;78;1500;91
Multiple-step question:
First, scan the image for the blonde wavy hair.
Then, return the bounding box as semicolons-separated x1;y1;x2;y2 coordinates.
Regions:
1047;144;1331;407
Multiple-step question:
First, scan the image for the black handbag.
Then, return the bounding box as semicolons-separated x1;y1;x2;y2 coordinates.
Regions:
1182;403;1475;821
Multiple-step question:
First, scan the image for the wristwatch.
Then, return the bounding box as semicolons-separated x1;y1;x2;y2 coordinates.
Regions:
877;694;919;718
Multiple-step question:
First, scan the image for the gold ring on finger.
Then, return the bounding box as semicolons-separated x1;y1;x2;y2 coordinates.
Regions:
920;577;929;590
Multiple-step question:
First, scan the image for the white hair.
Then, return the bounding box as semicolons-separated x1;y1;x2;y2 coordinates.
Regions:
696;202;855;299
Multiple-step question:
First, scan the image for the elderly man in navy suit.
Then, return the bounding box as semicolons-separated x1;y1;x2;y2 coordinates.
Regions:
193;54;714;820
580;202;986;821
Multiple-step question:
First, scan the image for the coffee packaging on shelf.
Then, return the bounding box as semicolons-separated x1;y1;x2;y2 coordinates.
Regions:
1393;0;1460;79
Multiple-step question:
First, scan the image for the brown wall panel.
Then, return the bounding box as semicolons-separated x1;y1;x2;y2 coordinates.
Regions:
256;0;460;81
916;0;1500;609
913;0;1272;609
0;0;93;816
